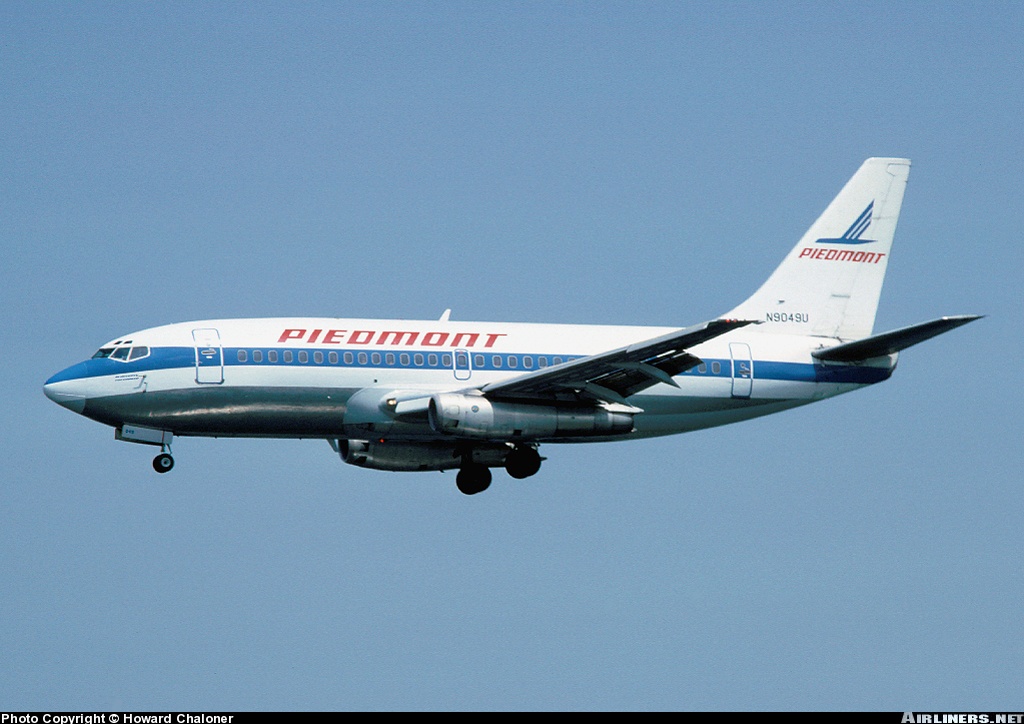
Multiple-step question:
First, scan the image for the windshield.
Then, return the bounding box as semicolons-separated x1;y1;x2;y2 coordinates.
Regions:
92;341;149;362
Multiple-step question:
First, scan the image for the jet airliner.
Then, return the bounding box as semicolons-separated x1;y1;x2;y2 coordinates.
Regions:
44;158;980;494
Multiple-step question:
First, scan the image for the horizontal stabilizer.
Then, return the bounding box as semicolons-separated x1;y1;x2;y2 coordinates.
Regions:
812;315;983;362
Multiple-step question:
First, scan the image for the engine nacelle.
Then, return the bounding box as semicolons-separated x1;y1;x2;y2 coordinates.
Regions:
338;439;509;472
428;393;635;440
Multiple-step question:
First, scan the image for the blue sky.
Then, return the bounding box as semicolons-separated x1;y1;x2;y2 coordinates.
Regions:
3;1;1021;711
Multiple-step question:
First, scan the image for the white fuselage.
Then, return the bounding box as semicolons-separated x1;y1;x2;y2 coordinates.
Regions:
43;316;894;443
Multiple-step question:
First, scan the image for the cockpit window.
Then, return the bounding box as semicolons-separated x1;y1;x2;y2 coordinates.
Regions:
99;341;149;362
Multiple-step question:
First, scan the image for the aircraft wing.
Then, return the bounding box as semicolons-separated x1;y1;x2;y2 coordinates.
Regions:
479;318;757;405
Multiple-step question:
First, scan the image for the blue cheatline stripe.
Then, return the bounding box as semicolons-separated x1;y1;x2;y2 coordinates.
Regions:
50;346;891;386
45;347;195;384
224;348;586;373
752;360;891;384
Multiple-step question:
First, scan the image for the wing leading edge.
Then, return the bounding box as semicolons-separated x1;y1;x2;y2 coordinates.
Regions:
480;318;758;405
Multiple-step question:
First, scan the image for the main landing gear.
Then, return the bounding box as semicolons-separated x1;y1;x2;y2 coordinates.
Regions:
455;445;543;495
456;463;491;495
504;446;542;479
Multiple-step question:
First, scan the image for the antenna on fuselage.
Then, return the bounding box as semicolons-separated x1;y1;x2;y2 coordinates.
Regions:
439;309;452;322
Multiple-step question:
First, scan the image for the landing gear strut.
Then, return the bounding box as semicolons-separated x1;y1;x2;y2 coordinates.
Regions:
456;462;492;495
505;446;542;479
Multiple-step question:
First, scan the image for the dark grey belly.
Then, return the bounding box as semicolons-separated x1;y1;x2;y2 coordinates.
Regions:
83;387;359;437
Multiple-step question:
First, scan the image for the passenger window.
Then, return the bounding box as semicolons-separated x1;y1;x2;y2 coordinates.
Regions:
268;350;278;363
358;352;368;364
400;353;410;366
385;353;395;365
538;356;548;368
698;363;707;374
711;362;721;374
237;349;248;363
474;354;485;367
299;351;309;363
371;352;382;365
508;356;517;368
284;350;293;363
524;356;533;369
553;357;563;365
314;351;324;364
329;351;338;364
441;354;452;367
252;350;263;363
128;346;149;361
428;354;439;367
492;355;502;368
344;352;354;364
414;353;424;366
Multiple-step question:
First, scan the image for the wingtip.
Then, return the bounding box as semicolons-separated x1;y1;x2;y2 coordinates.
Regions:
944;314;985;324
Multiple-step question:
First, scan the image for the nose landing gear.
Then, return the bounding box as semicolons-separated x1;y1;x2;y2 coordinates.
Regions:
152;440;174;474
116;425;176;474
153;452;174;473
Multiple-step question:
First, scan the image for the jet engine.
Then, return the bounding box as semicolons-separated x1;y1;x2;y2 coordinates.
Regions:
337;439;509;472
428;393;635;440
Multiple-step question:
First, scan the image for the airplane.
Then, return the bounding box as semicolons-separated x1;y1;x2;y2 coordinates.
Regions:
43;157;981;494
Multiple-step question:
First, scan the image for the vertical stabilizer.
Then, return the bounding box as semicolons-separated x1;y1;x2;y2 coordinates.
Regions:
726;158;910;340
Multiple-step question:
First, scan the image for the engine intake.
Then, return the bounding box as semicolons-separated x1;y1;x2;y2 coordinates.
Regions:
428;393;634;440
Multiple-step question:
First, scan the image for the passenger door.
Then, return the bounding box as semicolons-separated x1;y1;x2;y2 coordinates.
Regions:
729;342;753;399
193;328;224;384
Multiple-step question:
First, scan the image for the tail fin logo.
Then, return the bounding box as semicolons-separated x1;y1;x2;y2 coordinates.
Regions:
815;201;876;245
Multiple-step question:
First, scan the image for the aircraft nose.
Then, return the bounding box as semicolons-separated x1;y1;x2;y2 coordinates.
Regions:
43;381;87;413
44;367;89;414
